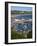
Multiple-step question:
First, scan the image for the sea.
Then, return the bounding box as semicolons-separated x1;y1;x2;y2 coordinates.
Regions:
16;14;32;19
13;14;32;31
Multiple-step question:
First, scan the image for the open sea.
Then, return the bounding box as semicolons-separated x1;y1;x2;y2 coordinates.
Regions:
16;14;32;19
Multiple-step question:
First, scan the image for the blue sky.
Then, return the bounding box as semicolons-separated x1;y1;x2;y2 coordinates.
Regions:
11;6;32;11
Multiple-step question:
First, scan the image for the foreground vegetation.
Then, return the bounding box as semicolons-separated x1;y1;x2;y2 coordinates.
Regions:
11;28;32;39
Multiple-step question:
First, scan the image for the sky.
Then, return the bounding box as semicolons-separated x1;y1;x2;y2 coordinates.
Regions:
11;6;32;11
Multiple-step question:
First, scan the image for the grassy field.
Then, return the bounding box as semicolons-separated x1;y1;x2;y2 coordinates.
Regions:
11;27;32;39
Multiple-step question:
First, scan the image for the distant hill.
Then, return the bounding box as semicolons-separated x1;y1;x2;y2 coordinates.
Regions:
11;10;32;14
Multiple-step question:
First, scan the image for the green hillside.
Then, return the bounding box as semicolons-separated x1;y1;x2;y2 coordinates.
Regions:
11;10;32;14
